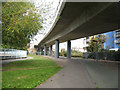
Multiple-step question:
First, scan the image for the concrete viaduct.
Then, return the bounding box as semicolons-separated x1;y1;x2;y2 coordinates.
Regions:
38;1;120;58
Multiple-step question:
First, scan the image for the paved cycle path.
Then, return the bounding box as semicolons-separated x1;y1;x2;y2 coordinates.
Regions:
35;56;118;88
78;59;118;88
35;57;95;88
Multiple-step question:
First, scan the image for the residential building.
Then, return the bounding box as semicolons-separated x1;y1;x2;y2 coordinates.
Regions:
114;30;120;48
104;30;120;50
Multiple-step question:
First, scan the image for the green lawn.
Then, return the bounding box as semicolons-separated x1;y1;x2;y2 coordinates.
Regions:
3;55;59;70
2;55;62;88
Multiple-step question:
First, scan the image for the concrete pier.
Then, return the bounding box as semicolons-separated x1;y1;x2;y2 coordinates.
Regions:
55;40;59;58
50;45;52;56
44;44;47;55
67;40;71;58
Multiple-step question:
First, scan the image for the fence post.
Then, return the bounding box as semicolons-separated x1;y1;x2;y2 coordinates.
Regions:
20;50;22;59
96;52;98;61
11;49;12;58
4;49;5;59
15;50;17;58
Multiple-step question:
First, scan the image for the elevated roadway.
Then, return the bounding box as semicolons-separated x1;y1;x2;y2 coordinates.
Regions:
38;1;120;58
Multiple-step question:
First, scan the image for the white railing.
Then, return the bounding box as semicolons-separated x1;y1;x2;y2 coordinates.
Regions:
0;49;27;59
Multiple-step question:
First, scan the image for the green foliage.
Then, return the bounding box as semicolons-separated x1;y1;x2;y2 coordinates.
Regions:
88;51;120;60
118;47;120;51
59;49;83;57
71;50;83;57
2;2;43;50
86;34;107;52
59;49;67;57
2;55;62;88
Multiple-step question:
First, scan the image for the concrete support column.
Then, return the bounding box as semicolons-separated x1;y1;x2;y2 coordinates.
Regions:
39;46;41;55
40;48;43;55
44;44;47;55
49;45;52;56
67;40;71;58
55;40;59;58
39;47;41;52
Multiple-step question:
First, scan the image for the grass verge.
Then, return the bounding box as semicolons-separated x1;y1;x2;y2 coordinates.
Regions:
2;55;62;88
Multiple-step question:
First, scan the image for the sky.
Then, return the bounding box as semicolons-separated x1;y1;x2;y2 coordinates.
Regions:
29;0;88;51
30;0;62;45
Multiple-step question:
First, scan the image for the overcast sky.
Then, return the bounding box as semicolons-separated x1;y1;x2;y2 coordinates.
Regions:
30;0;87;50
30;0;62;45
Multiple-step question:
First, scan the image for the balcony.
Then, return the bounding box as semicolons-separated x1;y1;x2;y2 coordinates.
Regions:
115;34;120;38
115;39;120;44
115;32;120;38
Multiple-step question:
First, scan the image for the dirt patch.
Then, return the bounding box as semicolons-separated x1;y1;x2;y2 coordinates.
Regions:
2;66;59;71
17;76;26;79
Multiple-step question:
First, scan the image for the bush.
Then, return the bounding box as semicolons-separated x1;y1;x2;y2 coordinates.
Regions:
59;49;67;57
88;52;96;59
87;51;120;61
59;49;83;57
71;50;83;57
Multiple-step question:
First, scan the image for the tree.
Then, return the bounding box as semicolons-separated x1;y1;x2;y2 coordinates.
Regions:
86;34;107;52
2;2;43;50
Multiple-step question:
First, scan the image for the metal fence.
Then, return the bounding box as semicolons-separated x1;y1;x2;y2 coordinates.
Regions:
83;51;120;61
0;49;27;60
